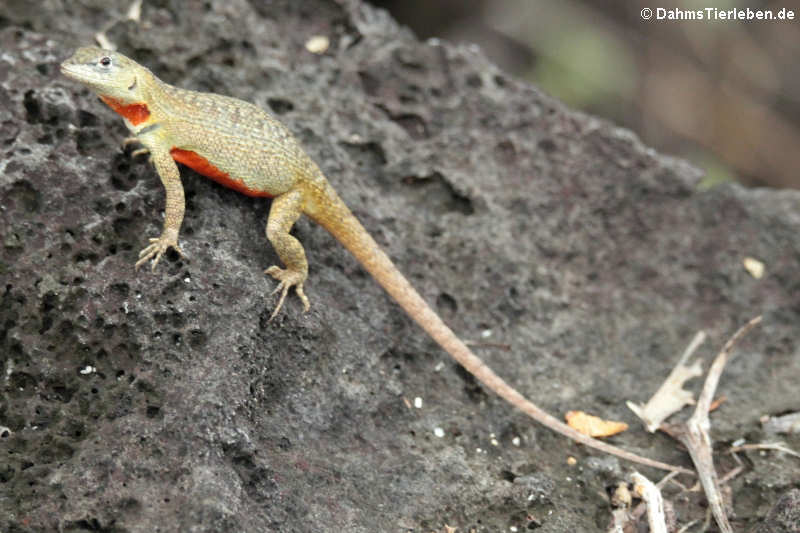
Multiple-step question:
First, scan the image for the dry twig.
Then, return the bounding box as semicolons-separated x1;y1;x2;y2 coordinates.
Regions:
631;472;668;533
761;412;800;434
665;316;762;533
730;442;800;460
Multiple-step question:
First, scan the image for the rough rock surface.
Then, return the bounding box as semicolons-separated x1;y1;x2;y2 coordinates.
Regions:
1;1;798;531
749;488;800;533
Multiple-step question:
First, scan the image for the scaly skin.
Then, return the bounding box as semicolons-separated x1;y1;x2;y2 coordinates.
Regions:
61;47;690;474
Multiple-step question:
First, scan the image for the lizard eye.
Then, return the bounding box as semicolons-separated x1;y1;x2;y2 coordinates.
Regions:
99;56;112;67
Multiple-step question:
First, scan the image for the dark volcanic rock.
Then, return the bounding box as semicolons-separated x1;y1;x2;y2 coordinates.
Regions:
1;1;798;531
749;489;800;533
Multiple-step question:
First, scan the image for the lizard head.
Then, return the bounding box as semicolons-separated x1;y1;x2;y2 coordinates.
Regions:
61;47;150;103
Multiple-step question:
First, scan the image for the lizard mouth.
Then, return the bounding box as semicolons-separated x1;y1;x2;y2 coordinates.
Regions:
60;63;100;84
59;63;81;80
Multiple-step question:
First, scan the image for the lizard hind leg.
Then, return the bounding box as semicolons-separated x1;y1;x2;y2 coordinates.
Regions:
264;189;310;320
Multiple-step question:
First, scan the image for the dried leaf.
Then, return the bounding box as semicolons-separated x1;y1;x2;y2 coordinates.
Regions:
305;35;330;54
627;331;706;432
743;257;765;279
565;410;628;437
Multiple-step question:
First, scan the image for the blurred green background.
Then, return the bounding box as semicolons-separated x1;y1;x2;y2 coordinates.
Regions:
371;0;800;189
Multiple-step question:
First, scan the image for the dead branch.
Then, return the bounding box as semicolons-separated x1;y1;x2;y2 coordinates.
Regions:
666;315;762;533
631;471;668;533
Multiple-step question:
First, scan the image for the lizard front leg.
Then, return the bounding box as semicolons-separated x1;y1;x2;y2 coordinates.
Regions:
135;148;186;270
264;188;310;319
122;137;150;158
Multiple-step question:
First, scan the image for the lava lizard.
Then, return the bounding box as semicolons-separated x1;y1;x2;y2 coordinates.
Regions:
60;46;689;474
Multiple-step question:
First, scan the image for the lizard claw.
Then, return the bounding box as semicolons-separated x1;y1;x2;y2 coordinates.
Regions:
121;137;141;148
121;138;149;158
135;231;185;271
265;266;310;320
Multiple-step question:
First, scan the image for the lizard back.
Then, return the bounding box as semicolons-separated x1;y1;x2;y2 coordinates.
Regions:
152;81;321;197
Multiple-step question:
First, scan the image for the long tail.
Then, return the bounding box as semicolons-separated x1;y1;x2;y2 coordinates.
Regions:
310;187;689;474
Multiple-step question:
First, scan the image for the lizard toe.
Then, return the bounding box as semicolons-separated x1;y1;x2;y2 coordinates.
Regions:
264;266;309;319
135;234;183;271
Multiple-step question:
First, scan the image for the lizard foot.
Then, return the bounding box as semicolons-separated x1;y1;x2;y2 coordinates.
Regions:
264;266;310;320
122;137;149;158
135;230;185;271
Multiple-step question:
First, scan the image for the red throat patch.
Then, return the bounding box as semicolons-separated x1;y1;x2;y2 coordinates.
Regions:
100;96;150;125
169;148;273;198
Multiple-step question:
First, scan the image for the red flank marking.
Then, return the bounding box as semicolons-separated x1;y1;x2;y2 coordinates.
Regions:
170;148;273;197
100;96;150;125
